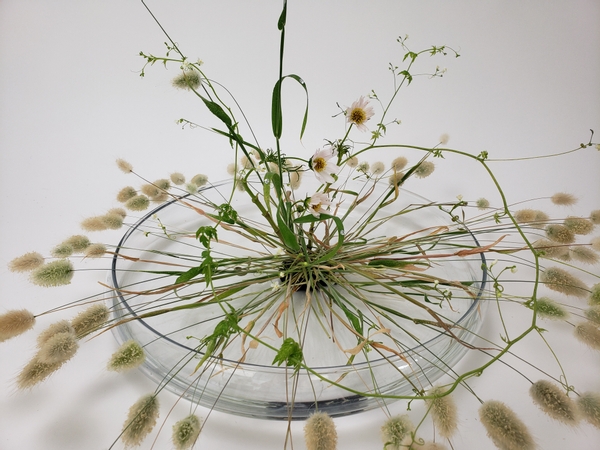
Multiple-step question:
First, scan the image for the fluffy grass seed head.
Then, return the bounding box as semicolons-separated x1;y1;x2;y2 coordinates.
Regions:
125;195;150;211
574;321;600;350
414;161;435;178
590;283;600;305
591;237;600;252
421;443;448;450
108;207;127;219
153;178;171;191
101;213;124;230
289;171;302;190
8;252;44;272
533;239;570;260
71;304;109;338
576;392;600;429
31;260;74;287
304;412;337;450
50;243;73;258
121;394;160;447
391;156;408;171
37;331;79;364
590;210;600;225
388;171;404;187
116;158;133;173
36;320;74;348
16;356;65;389
170;172;186;185
476;198;490;210
564;216;595;235
584;305;600;325
140;183;160;198
381;415;414;450
0;309;35;342
191;174;208;187
117;186;137;203
108;340;146;372
426;386;458;439
172;68;202;90
478;401;535;450
532;297;569;320
172;414;202;450
84;243;107;258
551;192;577;206
545;224;575;244
63;235;91;252
372;161;385;175
569;246;599;265
81;216;108;232
347;156;359;168
529;380;579;425
541;267;588;298
514;209;549;228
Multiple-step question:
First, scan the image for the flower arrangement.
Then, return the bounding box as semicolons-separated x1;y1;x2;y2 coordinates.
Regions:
1;1;599;450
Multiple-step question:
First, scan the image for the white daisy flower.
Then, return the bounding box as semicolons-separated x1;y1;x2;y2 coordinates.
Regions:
310;146;340;184
308;192;331;218
345;96;375;132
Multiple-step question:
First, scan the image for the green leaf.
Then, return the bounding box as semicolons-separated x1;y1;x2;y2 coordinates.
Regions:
200;97;232;129
271;74;309;140
399;70;413;84
175;266;202;284
277;207;300;252
277;0;287;30
196;226;218;248
367;259;415;268
217;203;238;224
272;337;303;368
294;213;344;264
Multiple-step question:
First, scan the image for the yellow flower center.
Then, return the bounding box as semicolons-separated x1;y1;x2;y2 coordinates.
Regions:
349;107;367;125
313;157;326;172
313;203;322;212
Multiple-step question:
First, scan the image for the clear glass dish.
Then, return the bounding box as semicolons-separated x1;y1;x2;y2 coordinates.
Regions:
109;179;487;420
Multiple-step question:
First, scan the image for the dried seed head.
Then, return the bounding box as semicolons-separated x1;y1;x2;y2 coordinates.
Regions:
545;224;575;244
17;356;65;389
421;443;448;450
140;183;160;198
514;209;549;225
289;171;302;190
226;163;236;176
576;392;600;429
304;412;337;450
391;156;408;171
347;156;359;168
81;216;108;232
36;320;74;348
31;260;74;287
116;158;133;173
540;267;588;298
574;321;600;350
121;394;160;447
590;237;600;252
8;252;45;272
426;386;458;438
476;198;490;210
529;380;579;425
153;178;171;191
590;210;600;225
63;235;91;252
564;216;595;235
51;243;73;258
170;172;186;185
371;162;385;175
414;161;435;178
84;243;107;258
533;239;570;260
584;305;600;325
37;331;79;364
125;195;150;211
569;246;599;265
590;284;600;305
551;192;577;206
108;340;146;372
381;415;414;450
71;304;109;338
101;213;124;230
439;133;449;145
357;161;370;172
478;401;535;450
108;208;127;219
186;183;198;194
172;69;201;90
191;174;208;187
388;172;404;187
0;310;35;342
172;414;202;450
533;297;569;320
117;186;138;203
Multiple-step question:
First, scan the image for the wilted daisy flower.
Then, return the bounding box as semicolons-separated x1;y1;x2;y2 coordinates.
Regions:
0;309;35;342
8;251;44;272
478;401;535;450
121;394;160;447
308;192;331;218
289;171;302;190
172;67;202;90
304;412;337;450
414;161;435;178
529;380;579;425
371;161;385;175
116;158;133;173
38;331;79;364
170;172;186;185
381;415;414;450
476;198;490;210
577;392;600;429
108;340;146;372
191;174;208;187
564;216;595;235
71;304;109;338
541;267;588;297
551;192;577;206
574;321;600;350
310;146;340;184
16;356;65;389
172;414;202;450
36;320;74;348
31;260;74;287
545;224;575;244
125;195;150;211
532;297;569;320
591;210;600;225
345;96;375;132
569;246;599;265
84;243;107;258
117;186;137;203
426;386;458;438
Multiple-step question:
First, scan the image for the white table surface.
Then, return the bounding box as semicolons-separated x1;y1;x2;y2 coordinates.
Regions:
1;1;599;449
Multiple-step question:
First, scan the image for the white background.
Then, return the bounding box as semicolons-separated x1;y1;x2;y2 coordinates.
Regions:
1;1;599;449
